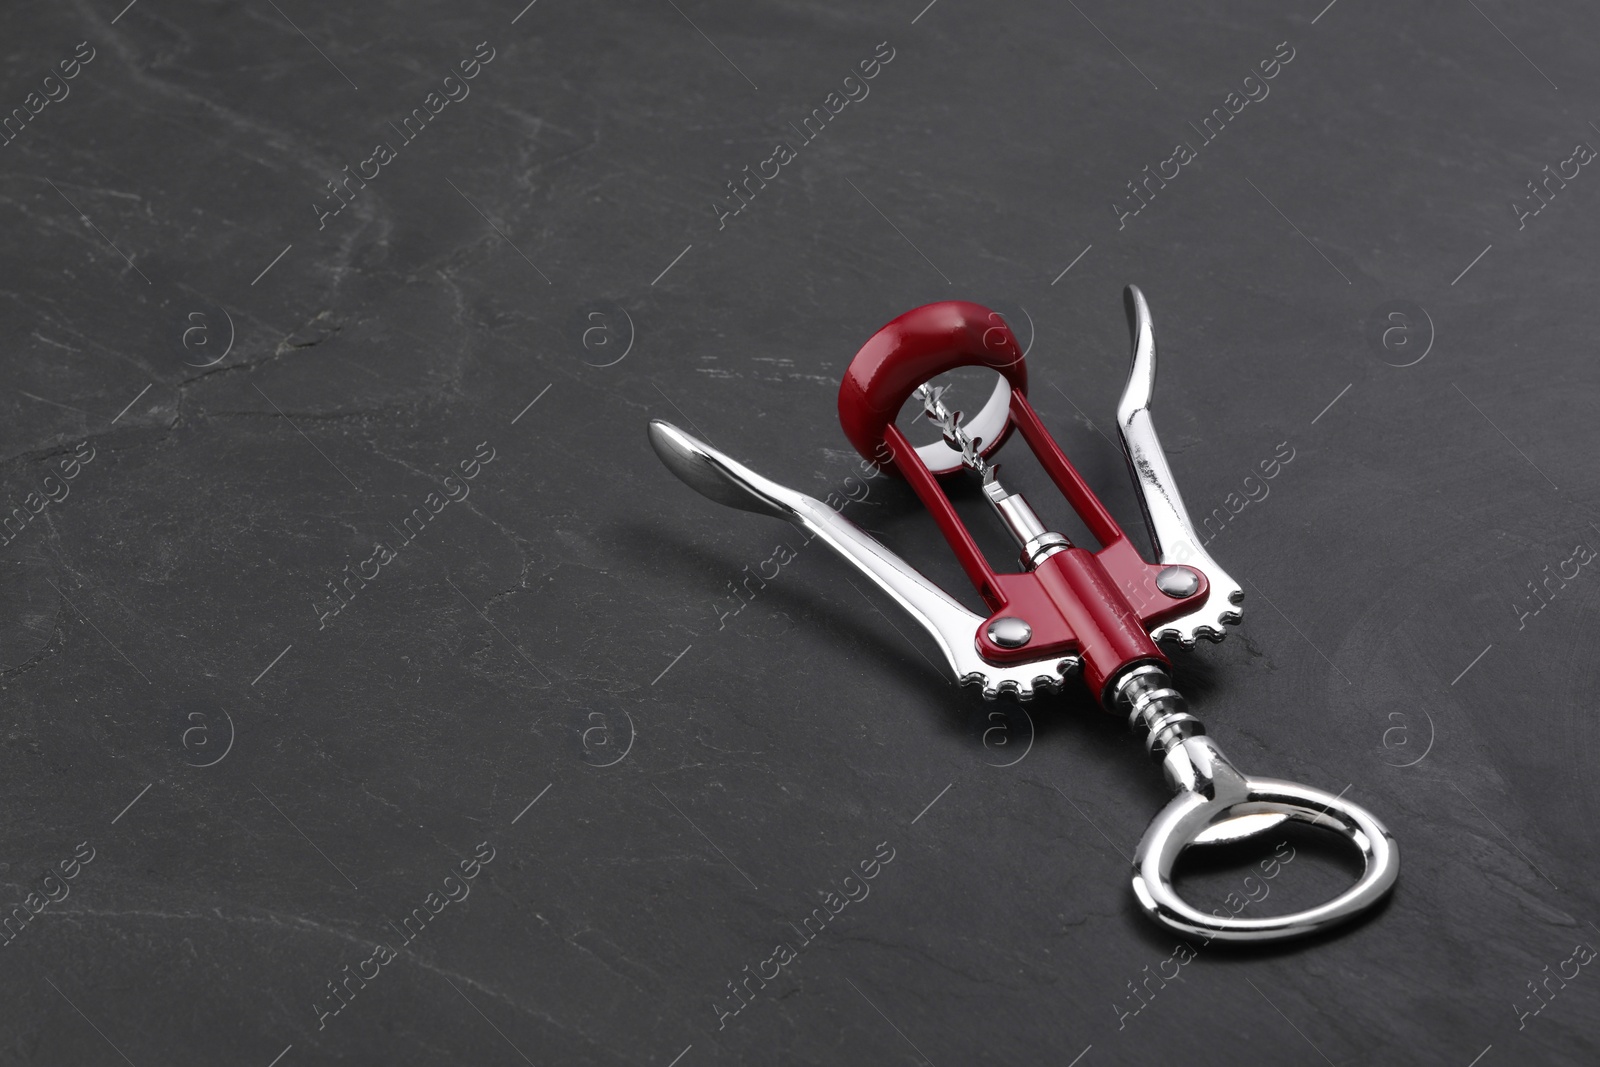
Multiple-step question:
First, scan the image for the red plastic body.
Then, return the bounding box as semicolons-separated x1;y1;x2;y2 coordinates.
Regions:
838;301;1027;477
838;302;1206;700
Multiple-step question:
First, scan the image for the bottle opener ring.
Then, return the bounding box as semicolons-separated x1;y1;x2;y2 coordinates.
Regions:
648;287;1399;943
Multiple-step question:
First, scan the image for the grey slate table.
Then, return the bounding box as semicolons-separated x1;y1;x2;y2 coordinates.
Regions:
1;0;1597;1063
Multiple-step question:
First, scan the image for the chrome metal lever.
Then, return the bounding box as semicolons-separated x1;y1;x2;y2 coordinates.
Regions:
647;420;1080;699
1116;285;1244;646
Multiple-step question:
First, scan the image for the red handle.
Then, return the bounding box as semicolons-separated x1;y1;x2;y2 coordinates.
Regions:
837;301;1027;478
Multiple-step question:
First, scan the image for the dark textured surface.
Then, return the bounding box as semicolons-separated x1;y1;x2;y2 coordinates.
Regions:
1;0;1598;1063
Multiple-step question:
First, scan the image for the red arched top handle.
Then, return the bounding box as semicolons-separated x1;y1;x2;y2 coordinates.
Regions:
837;301;1028;477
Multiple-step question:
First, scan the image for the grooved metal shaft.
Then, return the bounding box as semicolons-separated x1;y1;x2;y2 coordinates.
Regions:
1108;664;1205;760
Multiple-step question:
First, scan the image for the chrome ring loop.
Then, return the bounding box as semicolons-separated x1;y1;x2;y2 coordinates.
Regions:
1131;776;1399;943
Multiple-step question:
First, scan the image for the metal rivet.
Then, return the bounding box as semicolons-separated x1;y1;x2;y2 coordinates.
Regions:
1156;566;1200;598
987;616;1032;649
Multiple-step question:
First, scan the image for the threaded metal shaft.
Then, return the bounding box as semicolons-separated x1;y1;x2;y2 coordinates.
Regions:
1108;664;1205;760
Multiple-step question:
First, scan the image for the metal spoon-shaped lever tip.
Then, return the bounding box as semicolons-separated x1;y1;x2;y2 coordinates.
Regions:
647;419;790;519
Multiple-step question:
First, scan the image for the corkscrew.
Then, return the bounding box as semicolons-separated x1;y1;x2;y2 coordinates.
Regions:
647;289;1398;942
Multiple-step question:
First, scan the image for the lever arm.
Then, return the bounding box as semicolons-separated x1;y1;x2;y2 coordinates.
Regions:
648;420;1078;699
1115;286;1244;645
